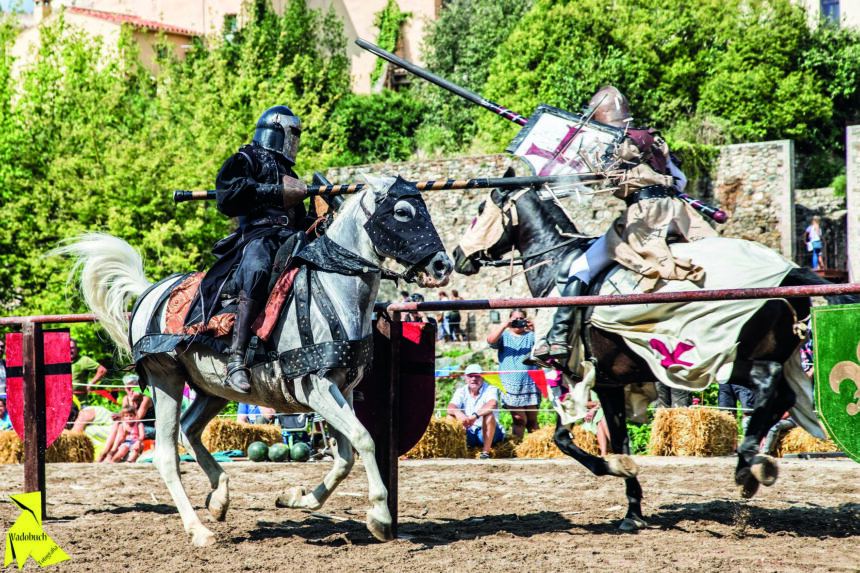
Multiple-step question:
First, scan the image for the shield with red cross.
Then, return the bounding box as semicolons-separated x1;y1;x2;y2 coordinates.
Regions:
5;329;74;447
506;103;624;191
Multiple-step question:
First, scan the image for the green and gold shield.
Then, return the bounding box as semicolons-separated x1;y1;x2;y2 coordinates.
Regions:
812;304;860;464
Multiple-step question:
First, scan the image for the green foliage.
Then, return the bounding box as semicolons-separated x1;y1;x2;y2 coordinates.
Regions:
626;420;652;455
328;90;427;166
476;0;854;159
370;0;410;87
416;0;532;154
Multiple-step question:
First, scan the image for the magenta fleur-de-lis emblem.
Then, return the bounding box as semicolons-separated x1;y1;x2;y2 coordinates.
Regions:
649;339;695;368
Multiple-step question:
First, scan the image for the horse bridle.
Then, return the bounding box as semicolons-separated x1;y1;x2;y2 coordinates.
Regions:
471;189;590;267
357;189;424;284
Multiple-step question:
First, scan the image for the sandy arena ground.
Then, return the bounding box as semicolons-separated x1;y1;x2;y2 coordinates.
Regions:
0;456;858;572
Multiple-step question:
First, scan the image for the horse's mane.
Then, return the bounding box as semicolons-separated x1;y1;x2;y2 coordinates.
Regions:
521;188;581;236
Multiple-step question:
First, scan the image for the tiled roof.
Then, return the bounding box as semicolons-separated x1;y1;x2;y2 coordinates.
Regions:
67;7;199;37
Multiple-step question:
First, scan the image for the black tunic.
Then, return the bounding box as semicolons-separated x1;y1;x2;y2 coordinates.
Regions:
187;144;304;326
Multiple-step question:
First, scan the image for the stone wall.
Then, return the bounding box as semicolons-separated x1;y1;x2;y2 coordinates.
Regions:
848;126;860;281
709;140;794;258
794;187;847;272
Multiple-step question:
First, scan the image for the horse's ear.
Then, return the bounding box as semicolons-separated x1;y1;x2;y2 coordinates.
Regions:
503;166;516;178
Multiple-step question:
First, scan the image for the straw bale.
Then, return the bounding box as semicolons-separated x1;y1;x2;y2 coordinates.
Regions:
649;408;737;457
403;417;468;459
0;431;24;464
775;427;839;457
46;431;94;463
202;418;282;453
0;430;94;463
515;425;604;458
466;435;520;459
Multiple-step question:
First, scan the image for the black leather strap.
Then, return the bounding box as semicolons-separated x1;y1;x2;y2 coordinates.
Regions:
624;185;675;206
270;337;373;381
295;266;313;347
310;270;346;341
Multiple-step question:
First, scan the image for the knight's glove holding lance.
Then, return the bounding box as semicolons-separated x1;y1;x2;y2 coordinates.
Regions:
257;175;308;209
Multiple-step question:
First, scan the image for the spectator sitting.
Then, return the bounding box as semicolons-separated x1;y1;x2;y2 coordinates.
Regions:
237;403;261;424
70;338;108;407
70;405;116;456
447;363;505;459
97;406;145;463
0;397;11;431
487;309;541;439
254;407;278;425
121;373;155;440
0;336;7;396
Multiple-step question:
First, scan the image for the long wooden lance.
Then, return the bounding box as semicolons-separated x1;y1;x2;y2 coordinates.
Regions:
172;174;607;204
355;38;727;224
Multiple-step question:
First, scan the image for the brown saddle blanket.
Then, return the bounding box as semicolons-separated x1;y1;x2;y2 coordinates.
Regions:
163;266;300;341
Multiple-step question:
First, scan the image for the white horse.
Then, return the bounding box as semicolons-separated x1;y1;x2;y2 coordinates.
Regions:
54;176;452;546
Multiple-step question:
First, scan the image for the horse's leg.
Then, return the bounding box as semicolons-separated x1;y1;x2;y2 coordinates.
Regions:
552;417;637;478
291;374;393;541
147;363;215;547
730;360;795;497
180;393;231;521
276;422;355;510
595;385;647;531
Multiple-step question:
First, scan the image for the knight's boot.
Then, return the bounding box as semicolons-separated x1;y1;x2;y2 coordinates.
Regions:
226;291;262;394
532;278;585;362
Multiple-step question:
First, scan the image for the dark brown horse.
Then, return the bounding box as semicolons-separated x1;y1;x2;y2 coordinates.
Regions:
453;182;855;531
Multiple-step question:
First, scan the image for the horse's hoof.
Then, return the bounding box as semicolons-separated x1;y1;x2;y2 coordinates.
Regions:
736;468;760;499
275;487;307;509
191;527;216;547
619;517;647;531
205;490;229;521
751;455;779;486
607;454;639;478
367;507;394;542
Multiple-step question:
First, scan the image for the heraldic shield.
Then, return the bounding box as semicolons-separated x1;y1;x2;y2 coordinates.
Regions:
5;329;74;448
812;305;860;464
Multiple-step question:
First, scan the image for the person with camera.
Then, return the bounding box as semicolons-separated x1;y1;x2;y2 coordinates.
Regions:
487;309;540;439
403;293;437;327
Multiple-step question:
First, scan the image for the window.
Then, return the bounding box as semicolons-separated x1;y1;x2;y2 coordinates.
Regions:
821;0;840;24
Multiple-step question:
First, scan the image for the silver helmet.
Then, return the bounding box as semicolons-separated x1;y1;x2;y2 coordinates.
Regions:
587;86;631;128
253;105;302;165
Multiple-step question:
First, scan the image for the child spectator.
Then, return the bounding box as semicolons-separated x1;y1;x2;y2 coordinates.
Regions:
0;397;11;431
98;406;145;463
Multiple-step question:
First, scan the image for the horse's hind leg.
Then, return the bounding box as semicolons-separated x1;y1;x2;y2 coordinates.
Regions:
180;393;231;521
276;423;355;510
294;374;393;542
147;363;216;546
595;385;647;531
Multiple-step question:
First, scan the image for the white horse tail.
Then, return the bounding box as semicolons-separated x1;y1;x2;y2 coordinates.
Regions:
51;233;152;357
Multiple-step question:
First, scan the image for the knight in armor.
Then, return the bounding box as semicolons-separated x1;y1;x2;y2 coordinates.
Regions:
194;105;309;393
532;86;717;363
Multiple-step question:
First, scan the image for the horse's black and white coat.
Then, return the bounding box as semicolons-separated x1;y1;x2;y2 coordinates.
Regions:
54;176;453;546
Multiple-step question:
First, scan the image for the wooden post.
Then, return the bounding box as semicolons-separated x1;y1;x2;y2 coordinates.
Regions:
385;311;402;536
22;320;47;516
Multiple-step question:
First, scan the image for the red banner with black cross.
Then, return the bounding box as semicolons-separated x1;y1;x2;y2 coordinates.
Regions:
5;329;73;448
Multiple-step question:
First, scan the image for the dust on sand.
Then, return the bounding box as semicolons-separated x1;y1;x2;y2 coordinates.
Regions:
0;456;857;572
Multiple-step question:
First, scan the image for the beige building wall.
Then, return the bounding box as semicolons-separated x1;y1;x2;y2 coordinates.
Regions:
801;0;860;28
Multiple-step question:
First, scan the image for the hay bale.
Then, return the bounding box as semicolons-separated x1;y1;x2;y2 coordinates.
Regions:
515;425;604;458
46;431;94;463
202;418;282;453
649;408;737;457
775;427;839;457
0;431;24;464
403;417;468;459
466;435;520;459
0;430;94;463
